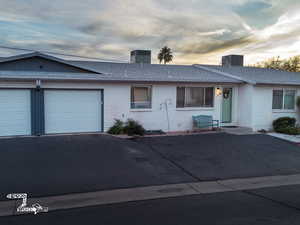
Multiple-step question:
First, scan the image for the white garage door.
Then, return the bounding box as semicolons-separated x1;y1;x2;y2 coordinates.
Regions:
0;90;31;136
44;90;102;134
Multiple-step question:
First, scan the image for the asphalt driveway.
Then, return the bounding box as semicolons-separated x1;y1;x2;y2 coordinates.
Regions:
136;133;300;181
0;134;194;201
1;132;300;201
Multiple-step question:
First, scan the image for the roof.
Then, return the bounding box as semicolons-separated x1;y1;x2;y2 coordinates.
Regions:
0;52;299;85
0;52;240;83
0;52;103;74
0;66;240;83
67;61;241;83
197;64;300;85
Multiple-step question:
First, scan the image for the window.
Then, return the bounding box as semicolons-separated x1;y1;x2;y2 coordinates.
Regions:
131;86;152;109
176;87;214;108
272;89;296;110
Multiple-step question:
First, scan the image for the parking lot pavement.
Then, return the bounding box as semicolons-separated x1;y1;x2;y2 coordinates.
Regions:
2;132;300;202
0;134;194;201
136;133;300;181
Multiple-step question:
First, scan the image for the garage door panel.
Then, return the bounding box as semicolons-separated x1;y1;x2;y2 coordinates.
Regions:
0;90;31;136
44;90;102;134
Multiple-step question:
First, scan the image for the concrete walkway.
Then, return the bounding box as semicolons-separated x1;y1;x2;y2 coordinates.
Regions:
221;126;257;135
2;173;300;217
268;132;300;143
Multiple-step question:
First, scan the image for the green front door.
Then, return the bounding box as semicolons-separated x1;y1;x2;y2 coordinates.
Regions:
222;88;232;123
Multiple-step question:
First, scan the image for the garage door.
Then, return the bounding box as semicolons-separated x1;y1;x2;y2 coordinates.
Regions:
0;90;31;136
44;90;102;134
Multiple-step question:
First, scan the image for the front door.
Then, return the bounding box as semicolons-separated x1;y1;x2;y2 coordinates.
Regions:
221;88;232;123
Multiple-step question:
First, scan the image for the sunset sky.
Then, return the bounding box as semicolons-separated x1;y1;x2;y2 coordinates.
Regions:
0;0;300;65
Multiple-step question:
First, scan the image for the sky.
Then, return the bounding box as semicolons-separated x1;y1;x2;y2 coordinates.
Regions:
0;0;300;65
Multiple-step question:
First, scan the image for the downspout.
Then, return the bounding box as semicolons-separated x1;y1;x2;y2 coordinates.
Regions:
160;99;171;132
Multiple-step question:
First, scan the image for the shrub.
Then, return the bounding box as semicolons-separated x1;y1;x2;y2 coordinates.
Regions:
107;119;124;135
257;129;267;133
272;117;296;132
123;119;146;136
277;127;300;135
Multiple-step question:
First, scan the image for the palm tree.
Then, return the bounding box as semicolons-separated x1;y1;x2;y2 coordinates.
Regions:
158;46;173;64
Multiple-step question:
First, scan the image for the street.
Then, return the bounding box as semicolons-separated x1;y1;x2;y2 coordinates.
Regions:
2;184;300;225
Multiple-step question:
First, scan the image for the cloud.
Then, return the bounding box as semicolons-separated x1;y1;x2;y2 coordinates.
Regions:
176;36;254;55
0;0;299;64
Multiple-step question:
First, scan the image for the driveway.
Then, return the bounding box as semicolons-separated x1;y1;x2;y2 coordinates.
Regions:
136;133;300;181
0;134;194;201
1;133;300;201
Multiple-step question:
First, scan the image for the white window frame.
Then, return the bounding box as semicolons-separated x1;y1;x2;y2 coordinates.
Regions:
176;86;215;110
130;85;152;110
272;88;296;112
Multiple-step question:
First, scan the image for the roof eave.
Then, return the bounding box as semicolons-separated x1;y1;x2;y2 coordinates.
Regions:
0;76;242;84
255;82;300;86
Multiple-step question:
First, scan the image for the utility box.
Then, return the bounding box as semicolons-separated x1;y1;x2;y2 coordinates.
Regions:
130;50;151;64
222;55;244;66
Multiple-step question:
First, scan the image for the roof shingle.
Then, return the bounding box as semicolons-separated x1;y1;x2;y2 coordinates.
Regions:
200;65;300;85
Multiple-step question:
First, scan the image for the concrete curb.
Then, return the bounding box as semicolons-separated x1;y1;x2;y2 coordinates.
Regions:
2;173;300;217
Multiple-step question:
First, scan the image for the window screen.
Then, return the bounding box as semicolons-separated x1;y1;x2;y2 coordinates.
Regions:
131;86;152;109
176;87;214;108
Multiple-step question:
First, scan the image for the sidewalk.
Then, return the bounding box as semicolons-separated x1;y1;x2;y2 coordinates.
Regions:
268;132;300;143
2;173;300;217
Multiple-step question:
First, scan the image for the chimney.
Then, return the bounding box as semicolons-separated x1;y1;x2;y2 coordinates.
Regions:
222;55;244;66
130;50;151;64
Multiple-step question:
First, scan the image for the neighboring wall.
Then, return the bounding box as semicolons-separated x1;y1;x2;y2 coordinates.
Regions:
0;81;238;132
252;85;300;131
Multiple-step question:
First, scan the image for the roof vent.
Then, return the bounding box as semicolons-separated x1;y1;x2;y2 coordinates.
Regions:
222;55;244;67
130;50;151;64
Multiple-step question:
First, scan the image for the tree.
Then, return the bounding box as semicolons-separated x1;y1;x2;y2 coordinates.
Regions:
255;55;300;72
158;46;173;64
283;56;300;72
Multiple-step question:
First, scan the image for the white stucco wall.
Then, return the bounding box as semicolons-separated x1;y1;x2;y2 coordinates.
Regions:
129;84;225;131
252;85;300;131
1;80;239;132
47;82;233;132
237;84;254;128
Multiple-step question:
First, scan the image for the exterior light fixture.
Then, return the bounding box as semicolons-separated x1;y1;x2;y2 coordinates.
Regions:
216;87;222;96
36;80;41;90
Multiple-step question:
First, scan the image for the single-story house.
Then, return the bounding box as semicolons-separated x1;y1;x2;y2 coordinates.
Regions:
0;50;299;137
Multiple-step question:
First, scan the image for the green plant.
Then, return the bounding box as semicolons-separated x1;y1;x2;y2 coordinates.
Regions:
107;119;124;135
276;127;300;135
123;119;146;136
157;46;173;64
272;117;296;132
257;129;267;133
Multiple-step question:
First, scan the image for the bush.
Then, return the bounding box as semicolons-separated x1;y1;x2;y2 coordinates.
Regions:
107;119;124;135
123;119;146;136
272;117;296;132
257;129;267;133
107;119;146;136
277;127;300;135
